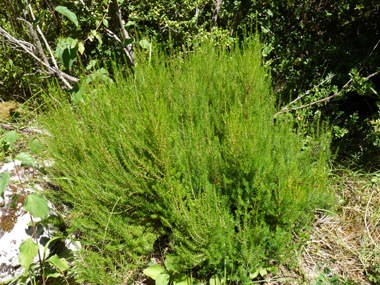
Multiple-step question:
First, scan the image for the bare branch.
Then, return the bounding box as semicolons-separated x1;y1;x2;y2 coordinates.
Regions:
104;27;136;66
212;0;223;29
112;0;135;65
16;0;50;66
274;79;352;117
27;2;59;70
230;0;245;36
276;74;335;114
0;26;78;88
274;70;380;117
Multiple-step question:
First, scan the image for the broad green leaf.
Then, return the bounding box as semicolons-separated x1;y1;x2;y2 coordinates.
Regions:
19;238;40;270
56;38;78;70
209;275;221;285
15;152;37;169
164;254;176;272
55;6;78;27
156;272;170;285
249;269;259;279
9;193;21;210
173;273;191;285
86;68;112;83
95;33;102;45
0;172;11;199
69;84;85;103
125;21;135;28
123;37;135;47
86;59;97;70
4;131;18;146
48;254;69;271
139;39;151;49
24;193;50;219
78;42;85;55
30;138;43;154
143;264;167;280
46;271;61;279
103;18;109;28
259;268;267;277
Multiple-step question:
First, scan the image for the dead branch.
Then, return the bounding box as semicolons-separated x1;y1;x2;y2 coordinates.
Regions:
16;0;49;66
27;2;59;70
0;26;78;88
212;0;223;29
274;70;380;117
275;74;335;115
0;123;46;136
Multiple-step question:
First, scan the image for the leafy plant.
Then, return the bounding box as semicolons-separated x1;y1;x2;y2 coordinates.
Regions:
143;256;194;285
40;36;333;282
0;131;70;285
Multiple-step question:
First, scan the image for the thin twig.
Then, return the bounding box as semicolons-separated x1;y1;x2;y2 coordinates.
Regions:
359;38;380;73
274;78;352;117
1;123;43;136
274;70;380;117
277;73;335;114
27;3;59;70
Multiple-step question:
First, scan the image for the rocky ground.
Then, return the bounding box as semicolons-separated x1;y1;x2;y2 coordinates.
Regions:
0;160;79;283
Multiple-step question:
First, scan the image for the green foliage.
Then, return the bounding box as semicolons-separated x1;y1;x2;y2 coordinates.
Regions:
143;256;195;285
0;129;71;284
47;254;69;272
56;37;79;70
24;194;50;220
18;238;40;271
0;171;11;199
41;36;333;282
367;263;380;283
55;6;79;28
312;267;359;285
144;264;167;280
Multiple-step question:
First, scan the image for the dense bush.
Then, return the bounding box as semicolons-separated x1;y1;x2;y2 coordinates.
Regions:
40;36;333;282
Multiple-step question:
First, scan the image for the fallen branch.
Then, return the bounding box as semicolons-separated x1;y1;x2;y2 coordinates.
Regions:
0;26;78;88
1;123;49;136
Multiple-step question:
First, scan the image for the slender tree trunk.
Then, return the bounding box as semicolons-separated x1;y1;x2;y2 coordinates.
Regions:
112;0;135;65
212;0;223;30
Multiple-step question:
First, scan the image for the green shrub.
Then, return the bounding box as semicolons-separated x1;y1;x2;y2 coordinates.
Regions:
41;35;333;282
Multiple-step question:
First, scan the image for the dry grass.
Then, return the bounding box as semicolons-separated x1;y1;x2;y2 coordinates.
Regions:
260;169;380;285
